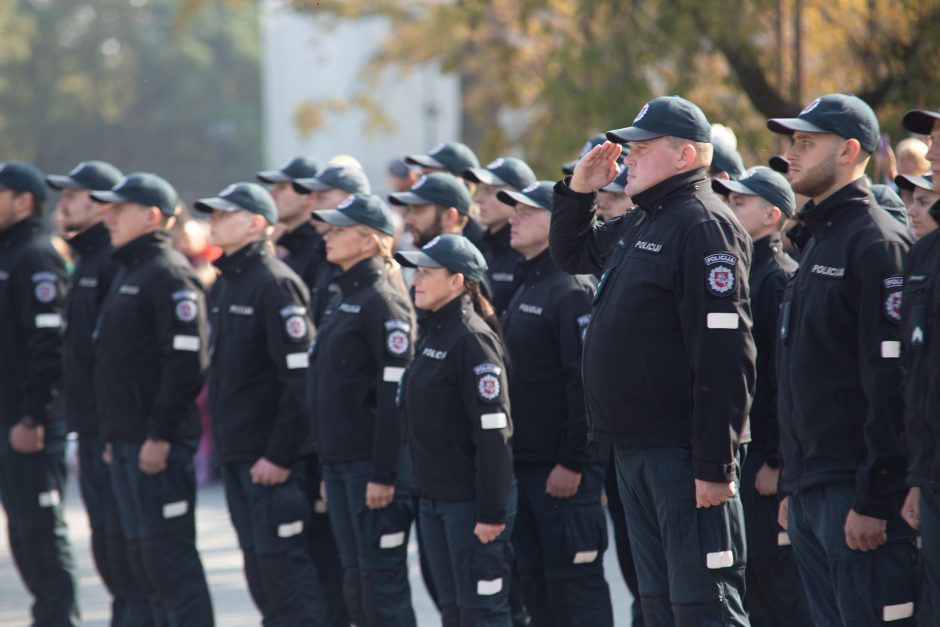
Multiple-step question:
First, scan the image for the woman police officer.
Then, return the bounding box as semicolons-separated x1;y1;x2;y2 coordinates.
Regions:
395;234;517;627
306;193;418;627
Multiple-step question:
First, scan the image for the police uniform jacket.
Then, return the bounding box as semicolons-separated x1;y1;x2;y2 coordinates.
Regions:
278;221;334;326
901;224;940;490
209;240;314;468
0;216;67;427
549;168;756;484
94;231;208;443
306;257;415;485
777;179;911;519
401;295;514;524
501;248;602;470
748;234;798;463
482;225;522;316
63;222;118;435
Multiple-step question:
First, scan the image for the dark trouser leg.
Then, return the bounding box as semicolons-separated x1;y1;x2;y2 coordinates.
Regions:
299;453;349;627
604;456;643;626
613;446;750;627
323;462;370;626
511;471;556;627
920;489;940;626
0;425;80;627
419;498;459;626
787;483;919;627
739;450;812;627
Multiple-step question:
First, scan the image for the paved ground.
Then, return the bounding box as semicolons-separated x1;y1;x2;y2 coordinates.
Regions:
0;458;635;626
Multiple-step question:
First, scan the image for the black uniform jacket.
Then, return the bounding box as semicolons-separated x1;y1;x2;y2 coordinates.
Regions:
306;257;415;485
0;216;67;427
901;224;940;490
777;179;911;519
482;225;522;317
63;222;118;435
549;168;756;484
94;231;208;442
501;248;603;471
748;234;798;463
401;295;514;524
208;240;314;468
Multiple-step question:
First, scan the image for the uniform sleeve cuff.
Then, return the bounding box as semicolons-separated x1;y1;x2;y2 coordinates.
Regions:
851;495;892;521
475;508;507;525
693;460;737;483
370;467;397;485
558;458;587;474
555;178;599;200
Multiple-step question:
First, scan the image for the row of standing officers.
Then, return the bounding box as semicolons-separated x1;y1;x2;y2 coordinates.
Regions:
0;91;938;627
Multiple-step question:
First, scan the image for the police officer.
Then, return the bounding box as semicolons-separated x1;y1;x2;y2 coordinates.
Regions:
709;140;746;181
307;193;418;627
0;161;79;626
49;160;156;626
192;182;326;625
895;173;938;239
496;181;613;627
712;167;813;626
390;172;474;248
870;184;909;227
92;173;214;626
768;94;917;625
549;96;756;627
463;157;537;315
898;106;940;625
395;234;516;627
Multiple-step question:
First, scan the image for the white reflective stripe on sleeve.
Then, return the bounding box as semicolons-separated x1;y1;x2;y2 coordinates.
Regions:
777;531;791;546
480;412;508;430
383;367;405;383
380;531;406;549
313;499;328;514
286;352;309;369
706;312;739;329
477;578;503;596
706;550;734;569
881;340;900;358
173;335;200;351
573;550;599;564
162;500;188;519
37;490;60;508
883;602;914;621
278;520;304;538
35;313;62;328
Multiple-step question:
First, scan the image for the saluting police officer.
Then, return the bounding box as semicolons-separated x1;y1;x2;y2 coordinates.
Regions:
0;161;79;627
712;167;813;627
193;182;327;626
91;173;214;626
307;193;418;627
395;234;517;627
463;157;537;316
497;181;613;627
549;96;757;627
898;107;940;625
49;160;157;626
767;94;918;626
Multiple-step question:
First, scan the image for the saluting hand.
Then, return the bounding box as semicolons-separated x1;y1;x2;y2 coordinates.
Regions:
474;522;505;544
9;421;44;454
545;464;581;499
901;487;920;531
250;457;291;486
845;509;887;551
138;438;170;475
365;482;395;509
694;478;736;508
569;142;623;193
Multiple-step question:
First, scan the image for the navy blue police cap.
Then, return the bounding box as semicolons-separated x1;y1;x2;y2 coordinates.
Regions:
194;182;278;226
388;172;473;215
0;161;47;203
463;157;537;191
496;181;555;212
312;193;396;236
256;155;321;184
405;141;480;176
395;234;488;283
607;96;712;144
712;166;796;217
91;172;178;216
767;94;880;153
47;160;123;192
293;164;371;195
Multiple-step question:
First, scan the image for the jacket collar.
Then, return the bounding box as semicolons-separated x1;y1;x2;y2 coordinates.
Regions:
277;221;323;257
798;177;873;238
334;256;385;296
67;221;111;256
519;247;557;285
213;239;269;276
751;234;784;269
631;168;709;217
0;215;42;248
420;294;471;337
483;224;512;255
112;231;170;267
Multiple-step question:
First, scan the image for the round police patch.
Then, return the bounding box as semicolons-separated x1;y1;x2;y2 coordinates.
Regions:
707;265;735;295
477;373;501;402
175;299;198;322
34;281;57;303
386;329;409;357
285;315;307;340
884;291;902;322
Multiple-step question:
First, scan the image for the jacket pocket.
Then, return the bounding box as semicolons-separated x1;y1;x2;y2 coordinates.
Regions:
696;493;747;571
562;501;608;566
358;497;414;552
470;539;512;598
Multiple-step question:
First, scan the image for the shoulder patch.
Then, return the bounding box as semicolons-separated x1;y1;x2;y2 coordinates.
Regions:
34;280;57;303
175;299;198;322
474;363;502;403
883;275;903;323
385;320;411;357
285;314;309;341
704;252;737;297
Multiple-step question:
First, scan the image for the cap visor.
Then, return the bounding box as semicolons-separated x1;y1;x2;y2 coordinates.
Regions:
90;190;128;204
902;109;940;135
766;117;828;135
768;155;789;174
193;197;245;214
711;179;756;196
600;183;626;194
45;175;82;191
256;170;292;184
463;168;505;186
388;191;430;206
561;160;578;175
895;174;933;192
496;189;548;211
606;126;662;143
404;154;445;169
292;177;330;193
394;250;443;269
311;209;359;227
